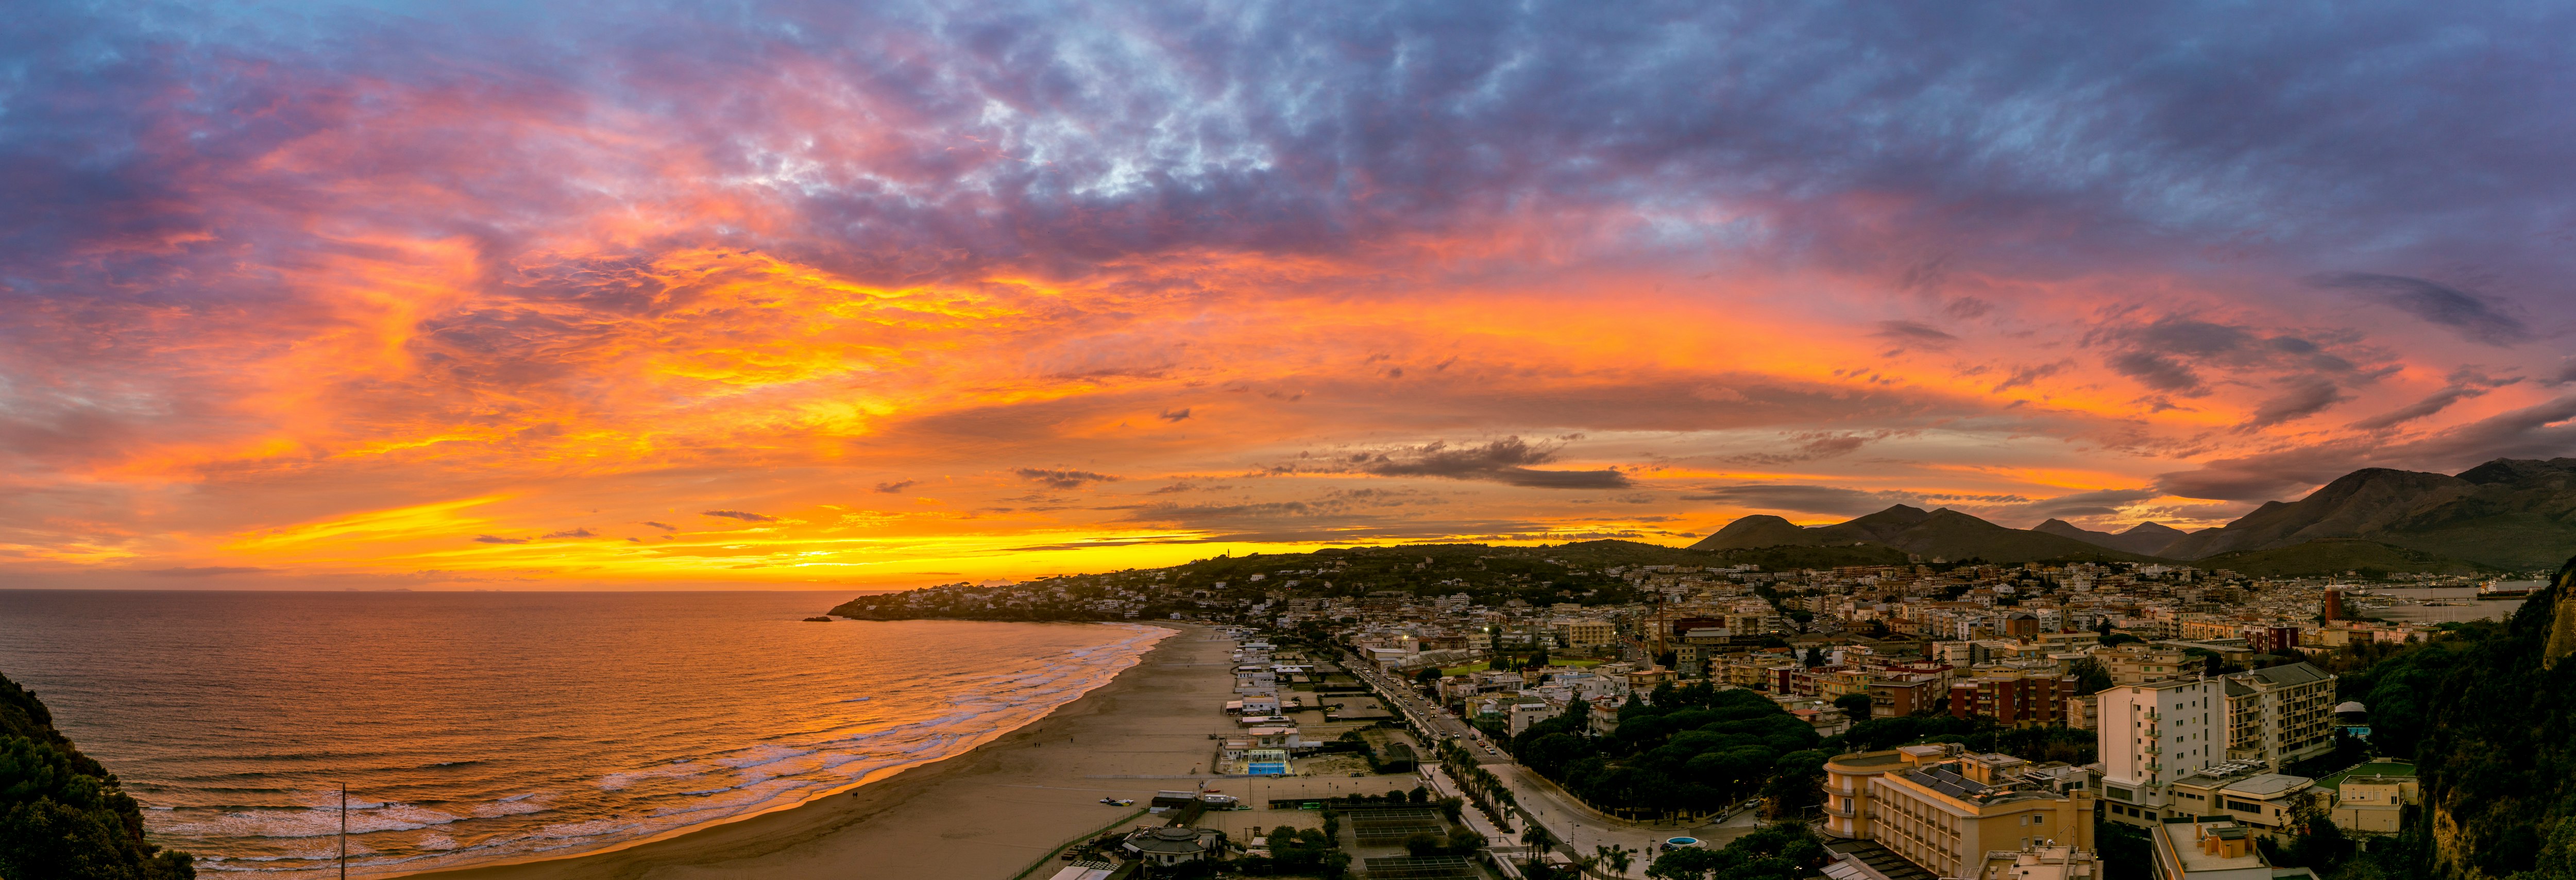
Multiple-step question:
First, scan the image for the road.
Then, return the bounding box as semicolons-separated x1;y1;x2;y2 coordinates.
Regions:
1343;658;1768;877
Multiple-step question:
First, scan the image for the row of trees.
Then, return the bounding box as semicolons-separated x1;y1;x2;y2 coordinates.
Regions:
1508;682;1826;820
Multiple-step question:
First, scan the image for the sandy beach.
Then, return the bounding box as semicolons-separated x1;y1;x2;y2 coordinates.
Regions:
412;623;1235;880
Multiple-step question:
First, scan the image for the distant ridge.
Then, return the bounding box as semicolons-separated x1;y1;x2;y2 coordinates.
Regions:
2032;518;2191;556
1688;504;2161;564
2158;458;2576;569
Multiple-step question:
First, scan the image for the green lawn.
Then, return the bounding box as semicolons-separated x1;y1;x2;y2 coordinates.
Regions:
2316;759;2417;790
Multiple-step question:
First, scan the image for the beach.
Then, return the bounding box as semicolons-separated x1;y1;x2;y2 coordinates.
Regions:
411;623;1234;880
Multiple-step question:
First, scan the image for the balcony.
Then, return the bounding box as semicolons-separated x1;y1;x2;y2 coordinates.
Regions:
1823;801;1856;818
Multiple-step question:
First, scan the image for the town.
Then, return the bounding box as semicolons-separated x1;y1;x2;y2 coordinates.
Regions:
834;539;2520;879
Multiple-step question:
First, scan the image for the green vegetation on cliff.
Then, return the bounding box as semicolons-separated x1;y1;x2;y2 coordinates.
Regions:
2269;556;2576;878
1;673;194;880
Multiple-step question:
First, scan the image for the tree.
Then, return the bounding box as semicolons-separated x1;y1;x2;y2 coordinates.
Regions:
1415;667;1442;685
1833;692;1875;722
2066;657;2114;696
1646;823;1825;880
1597;844;1635;874
0;673;196;880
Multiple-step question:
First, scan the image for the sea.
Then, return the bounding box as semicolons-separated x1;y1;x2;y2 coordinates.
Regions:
0;590;1169;877
2348;585;2527;624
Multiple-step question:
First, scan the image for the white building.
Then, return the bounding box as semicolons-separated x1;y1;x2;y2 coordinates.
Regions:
2097;678;2224;825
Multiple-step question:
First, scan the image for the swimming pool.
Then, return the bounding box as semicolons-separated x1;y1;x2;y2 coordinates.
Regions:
1247;763;1290;775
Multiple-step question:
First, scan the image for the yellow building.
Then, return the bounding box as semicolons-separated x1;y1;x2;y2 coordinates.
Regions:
1822;746;2095;878
2328;762;2418;835
1552;618;1617;650
2092;644;2189;684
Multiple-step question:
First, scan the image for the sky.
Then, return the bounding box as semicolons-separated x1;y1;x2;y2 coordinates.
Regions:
3;1;2574;589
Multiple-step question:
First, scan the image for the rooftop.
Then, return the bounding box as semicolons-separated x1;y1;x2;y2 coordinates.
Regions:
2158;820;2267;874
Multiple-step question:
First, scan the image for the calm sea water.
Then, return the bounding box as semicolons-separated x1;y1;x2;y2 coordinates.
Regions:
2351;585;2526;624
0;590;1167;877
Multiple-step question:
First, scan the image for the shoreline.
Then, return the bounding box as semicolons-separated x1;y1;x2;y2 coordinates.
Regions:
407;621;1231;880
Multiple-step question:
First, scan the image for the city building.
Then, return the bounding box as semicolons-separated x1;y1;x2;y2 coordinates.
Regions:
1823;745;2095;879
2165;764;2314;837
2148;819;2315;879
2222;662;2336;771
1975;843;2102;880
2326;761;2419;835
2098;678;2225;824
1948;671;2078;726
2095;644;2191;685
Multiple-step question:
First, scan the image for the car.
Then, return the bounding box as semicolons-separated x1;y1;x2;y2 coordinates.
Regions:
1099;798;1134;806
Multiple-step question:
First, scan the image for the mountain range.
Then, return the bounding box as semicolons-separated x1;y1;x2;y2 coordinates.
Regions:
1689;457;2576;572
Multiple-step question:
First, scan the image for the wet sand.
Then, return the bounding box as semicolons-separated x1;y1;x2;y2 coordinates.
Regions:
413;624;1235;880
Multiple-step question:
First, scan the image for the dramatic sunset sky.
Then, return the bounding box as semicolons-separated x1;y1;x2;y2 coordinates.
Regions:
4;2;2573;588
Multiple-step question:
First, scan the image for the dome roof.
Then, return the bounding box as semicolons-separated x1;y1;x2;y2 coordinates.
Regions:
2335;701;2367;714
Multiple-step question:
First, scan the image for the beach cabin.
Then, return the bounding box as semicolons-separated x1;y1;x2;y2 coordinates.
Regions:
1241;692;1281;715
1219;739;1251;762
1246;726;1304;750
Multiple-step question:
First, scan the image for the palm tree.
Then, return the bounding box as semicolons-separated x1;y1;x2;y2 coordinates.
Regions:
1596;843;1633;875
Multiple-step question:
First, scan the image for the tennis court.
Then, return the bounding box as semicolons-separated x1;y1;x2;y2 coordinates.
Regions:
1359;855;1476;878
1347;807;1445;845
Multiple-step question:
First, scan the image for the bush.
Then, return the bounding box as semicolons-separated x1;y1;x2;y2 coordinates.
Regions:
0;674;194;880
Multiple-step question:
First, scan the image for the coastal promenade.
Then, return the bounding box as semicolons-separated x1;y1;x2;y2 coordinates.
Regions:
416;623;1235;880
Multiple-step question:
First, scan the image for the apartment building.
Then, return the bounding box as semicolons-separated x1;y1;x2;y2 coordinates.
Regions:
1869;675;1944;719
2222;662;2336;770
1852;751;2097;879
2094;644;2190;685
2098;678;2225;824
1949;670;2079;726
2165;763;2315;837
1552;617;1617;650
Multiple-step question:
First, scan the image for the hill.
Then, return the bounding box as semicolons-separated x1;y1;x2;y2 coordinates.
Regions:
2189;538;2500;578
1;672;195;879
2160;458;2576;570
2032;518;2191;555
1690;505;2166;564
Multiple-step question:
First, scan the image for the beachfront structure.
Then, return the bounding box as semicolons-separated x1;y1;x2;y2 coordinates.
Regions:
1245;726;1311;750
1045;860;1120;880
1244;748;1290;775
1121;826;1226;867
